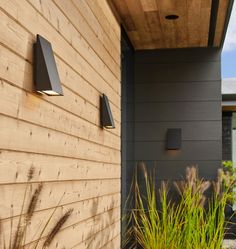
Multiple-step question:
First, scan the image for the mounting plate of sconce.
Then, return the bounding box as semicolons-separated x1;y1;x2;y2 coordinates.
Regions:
100;94;115;129
166;128;181;150
34;34;63;96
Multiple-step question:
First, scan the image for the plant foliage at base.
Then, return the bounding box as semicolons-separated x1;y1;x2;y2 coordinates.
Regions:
124;164;234;249
0;167;73;249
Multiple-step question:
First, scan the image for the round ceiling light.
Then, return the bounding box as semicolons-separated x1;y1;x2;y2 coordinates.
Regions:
165;14;179;20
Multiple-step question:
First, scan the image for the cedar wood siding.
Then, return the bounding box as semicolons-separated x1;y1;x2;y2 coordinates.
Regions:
0;0;121;248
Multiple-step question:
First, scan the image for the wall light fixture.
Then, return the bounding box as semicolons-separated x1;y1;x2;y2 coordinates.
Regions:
101;94;115;129
34;34;63;96
166;128;181;150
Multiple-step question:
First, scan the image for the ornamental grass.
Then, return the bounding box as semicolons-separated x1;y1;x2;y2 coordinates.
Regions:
0;167;72;249
124;163;234;249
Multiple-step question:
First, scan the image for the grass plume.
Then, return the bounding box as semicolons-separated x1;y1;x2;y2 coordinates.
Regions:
25;184;43;223
0;167;72;249
125;164;233;249
27;166;35;182
43;209;73;248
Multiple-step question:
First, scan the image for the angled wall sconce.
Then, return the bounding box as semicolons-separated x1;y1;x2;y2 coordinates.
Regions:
34;34;63;96
100;94;115;129
166;129;181;150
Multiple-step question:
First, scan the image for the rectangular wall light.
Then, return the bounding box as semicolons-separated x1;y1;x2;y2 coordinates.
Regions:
34;34;63;96
166;129;181;150
100;94;115;129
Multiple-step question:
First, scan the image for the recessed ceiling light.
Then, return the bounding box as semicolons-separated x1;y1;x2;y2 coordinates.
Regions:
165;14;179;20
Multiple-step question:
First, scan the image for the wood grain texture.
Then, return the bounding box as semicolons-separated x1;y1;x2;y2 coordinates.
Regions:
0;0;121;247
0;151;120;184
2;205;120;248
214;0;229;46
0;8;120;110
0;181;120;218
222;106;236;112
0;0;120;94
109;0;229;49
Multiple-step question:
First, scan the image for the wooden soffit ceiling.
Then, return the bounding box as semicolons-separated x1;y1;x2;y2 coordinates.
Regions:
108;0;231;50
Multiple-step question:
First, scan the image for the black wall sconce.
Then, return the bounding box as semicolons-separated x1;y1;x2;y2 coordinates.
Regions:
100;94;115;129
166;129;181;150
34;34;63;96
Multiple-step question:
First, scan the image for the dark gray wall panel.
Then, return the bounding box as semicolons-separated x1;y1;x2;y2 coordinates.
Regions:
222;112;232;160
135;48;221;64
135;101;221;122
135;62;220;83
126;141;135;160
126;84;134;103
126;103;135;122
126;122;135;141
135;121;222;141
125;161;137;181
136;160;221;180
135;81;221;102
134;48;222;181
135;141;222;161
121;33;135;224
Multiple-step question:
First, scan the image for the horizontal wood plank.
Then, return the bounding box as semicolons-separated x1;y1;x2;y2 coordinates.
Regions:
100;235;120;249
0;43;121;136
28;0;120;81
71;220;120;249
0;115;120;163
2;206;120;247
109;0;228;49
86;0;120;44
0;151;120;184
0;80;120;150
0;8;121;111
97;0;121;41
0;1;121;247
0;180;120;218
0;0;121;95
72;0;120;62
